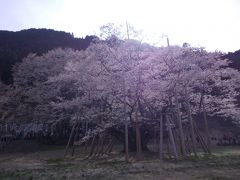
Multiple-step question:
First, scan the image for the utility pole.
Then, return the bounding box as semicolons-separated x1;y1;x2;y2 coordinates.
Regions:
167;37;170;47
162;34;170;47
126;21;130;40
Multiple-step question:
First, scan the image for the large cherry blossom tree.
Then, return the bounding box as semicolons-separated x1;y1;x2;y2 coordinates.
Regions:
2;24;240;160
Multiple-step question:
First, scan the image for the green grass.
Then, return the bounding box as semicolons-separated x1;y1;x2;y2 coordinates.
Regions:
0;146;240;180
0;171;33;180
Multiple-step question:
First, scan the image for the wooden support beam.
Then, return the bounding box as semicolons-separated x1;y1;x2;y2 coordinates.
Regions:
64;121;77;158
203;97;211;154
185;87;197;157
174;91;187;158
166;115;179;160
159;114;164;160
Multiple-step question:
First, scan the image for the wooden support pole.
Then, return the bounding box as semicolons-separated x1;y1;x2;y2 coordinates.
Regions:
195;128;209;153
123;77;129;162
154;127;157;152
185;134;192;155
71;134;78;156
166;115;179;160
104;136;113;154
185;87;197;157
135;110;143;160
202;97;211;154
64;121;77;158
174;90;187;158
193;121;210;154
87;135;97;158
159;114;164;160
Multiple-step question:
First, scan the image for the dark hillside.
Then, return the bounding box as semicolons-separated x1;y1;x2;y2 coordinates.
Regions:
223;50;240;107
0;28;96;83
224;49;240;70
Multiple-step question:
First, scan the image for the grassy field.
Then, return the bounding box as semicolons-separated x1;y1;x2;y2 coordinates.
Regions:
0;145;240;180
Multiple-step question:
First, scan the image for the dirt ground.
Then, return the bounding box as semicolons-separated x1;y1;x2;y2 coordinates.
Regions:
0;142;240;180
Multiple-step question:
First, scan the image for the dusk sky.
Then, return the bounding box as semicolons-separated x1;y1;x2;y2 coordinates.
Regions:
0;0;239;52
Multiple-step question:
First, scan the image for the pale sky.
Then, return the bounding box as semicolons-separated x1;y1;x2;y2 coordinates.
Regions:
0;0;239;52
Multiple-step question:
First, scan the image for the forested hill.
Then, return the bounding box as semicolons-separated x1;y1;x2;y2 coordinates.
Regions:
224;49;240;71
0;28;239;84
0;28;96;84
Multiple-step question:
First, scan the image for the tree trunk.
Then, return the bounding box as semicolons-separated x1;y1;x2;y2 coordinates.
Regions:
110;126;149;153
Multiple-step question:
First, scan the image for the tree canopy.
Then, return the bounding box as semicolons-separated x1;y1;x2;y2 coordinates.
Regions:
0;28;96;83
